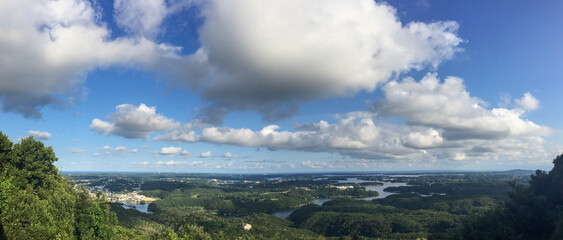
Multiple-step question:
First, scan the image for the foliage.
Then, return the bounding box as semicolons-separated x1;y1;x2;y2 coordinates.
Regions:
3;131;556;240
146;184;312;216
288;198;461;239
0;133;119;239
75;188;118;239
460;154;563;240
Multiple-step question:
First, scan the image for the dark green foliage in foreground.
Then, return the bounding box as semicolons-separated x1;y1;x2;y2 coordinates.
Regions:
157;210;321;239
110;203;322;239
0;132;119;239
461;154;563;240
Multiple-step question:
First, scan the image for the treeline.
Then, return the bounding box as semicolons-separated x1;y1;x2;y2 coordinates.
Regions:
0;133;117;239
112;208;322;239
289;198;462;239
144;185;313;216
140;178;377;217
459;155;563;239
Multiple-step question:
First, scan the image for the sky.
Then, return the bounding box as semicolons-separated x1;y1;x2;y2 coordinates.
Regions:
0;0;562;173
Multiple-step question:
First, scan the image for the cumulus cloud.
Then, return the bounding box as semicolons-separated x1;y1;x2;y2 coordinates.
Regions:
114;0;168;38
70;147;85;153
2;0;462;124
153;160;203;167
153;123;197;142
147;108;550;161
401;129;443;149
159;146;181;155
115;146;127;152
453;153;467;161
200;151;212;158
193;118;431;160
223;152;233;158
90;103;180;139
156;160;182;166
129;148;139;153
93;82;550;161
100;145;112;150
27;130;51;140
0;0;180;118
168;0;462;123
78;0;552;166
516;92;539;111
179;150;191;157
373;73;549;140
114;0;192;38
199;117;381;152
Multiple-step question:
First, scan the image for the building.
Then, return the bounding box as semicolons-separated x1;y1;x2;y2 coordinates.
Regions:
241;222;252;230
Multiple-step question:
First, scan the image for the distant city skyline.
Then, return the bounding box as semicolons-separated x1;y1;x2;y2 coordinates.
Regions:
1;0;562;172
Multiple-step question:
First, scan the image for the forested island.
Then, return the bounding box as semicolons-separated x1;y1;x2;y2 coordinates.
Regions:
1;133;563;239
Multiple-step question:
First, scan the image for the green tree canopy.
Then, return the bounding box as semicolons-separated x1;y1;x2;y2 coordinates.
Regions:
461;154;563;240
0;132;118;239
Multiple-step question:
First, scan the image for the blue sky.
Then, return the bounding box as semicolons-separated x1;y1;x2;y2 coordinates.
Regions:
0;0;562;172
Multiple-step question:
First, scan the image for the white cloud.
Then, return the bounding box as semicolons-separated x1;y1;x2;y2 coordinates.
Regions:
115;146;127;152
114;0;167;38
301;160;336;169
100;145;112;150
401;129;443;149
90;103;180;139
156;160;180;166
159;146;181;155
224;152;233;158
153;123;197;142
129;148;139;153
70;147;85;153
153;110;550;162
87;77;543;162
2;0;463;126
199;117;381;152
190;116;424;160
27;130;51;140
200;151;212;158
2;0;464;128
516;92;539;111
373;73;549;140
93;153;100;157
113;0;192;38
154;160;203;167
498;93;511;107
170;0;462;123
453;153;467;161
0;0;179;118
179;150;191;156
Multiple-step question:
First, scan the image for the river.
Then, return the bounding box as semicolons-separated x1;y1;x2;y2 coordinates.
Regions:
122;203;152;214
270;180;408;219
359;181;408;200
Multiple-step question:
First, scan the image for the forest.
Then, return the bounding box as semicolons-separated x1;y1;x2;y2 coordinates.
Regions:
1;132;563;239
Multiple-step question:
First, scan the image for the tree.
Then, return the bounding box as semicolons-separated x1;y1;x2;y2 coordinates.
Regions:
0;132;12;240
75;188;117;239
1;137;75;239
0;133;118;239
461;154;563;240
